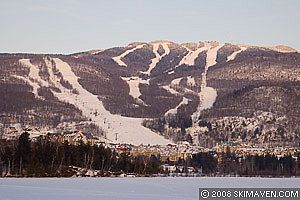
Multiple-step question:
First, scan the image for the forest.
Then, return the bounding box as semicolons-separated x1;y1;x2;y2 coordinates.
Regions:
0;132;165;177
1;132;300;177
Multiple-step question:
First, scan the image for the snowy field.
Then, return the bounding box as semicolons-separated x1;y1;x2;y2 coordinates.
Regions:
1;177;300;200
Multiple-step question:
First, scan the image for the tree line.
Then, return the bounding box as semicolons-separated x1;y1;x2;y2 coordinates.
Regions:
1;132;300;177
191;149;300;177
0;132;160;177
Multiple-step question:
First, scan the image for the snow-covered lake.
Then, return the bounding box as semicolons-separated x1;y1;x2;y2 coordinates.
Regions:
1;177;300;200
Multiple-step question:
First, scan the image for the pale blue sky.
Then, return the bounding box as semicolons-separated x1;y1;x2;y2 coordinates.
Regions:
0;0;299;54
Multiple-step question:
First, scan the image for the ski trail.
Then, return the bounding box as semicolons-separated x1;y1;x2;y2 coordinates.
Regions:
200;43;224;89
121;76;149;103
161;85;180;95
192;43;224;120
205;43;224;69
49;58;170;145
12;75;40;98
91;50;103;55
142;42;170;75
175;45;209;68
171;77;183;86
227;46;247;61
14;59;49;98
197;87;217;110
165;97;190;115
19;59;49;87
112;44;145;67
177;47;193;66
170;77;196;95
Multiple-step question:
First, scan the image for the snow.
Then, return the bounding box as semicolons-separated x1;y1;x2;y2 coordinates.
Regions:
15;58;169;145
112;44;145;67
205;43;224;69
19;59;49;87
1;177;300;200
227;46;247;61
91;50;103;55
268;45;297;53
47;58;170;145
197;87;217;111
142;42;170;75
14;59;49;98
161;85;179;95
165;97;190;115
186;76;196;86
13;75;40;98
175;44;210;68
121;76;149;101
169;77;196;95
192;43;223;120
171;78;182;86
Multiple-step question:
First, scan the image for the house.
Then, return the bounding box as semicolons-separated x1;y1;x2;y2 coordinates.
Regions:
161;164;177;173
3;125;21;140
51;131;97;145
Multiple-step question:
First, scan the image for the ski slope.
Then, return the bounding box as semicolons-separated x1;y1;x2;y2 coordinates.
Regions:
171;78;182;86
112;44;145;67
192;43;223;120
13;75;40;98
15;59;49;98
161;85;179;95
142;42;170;75
227;46;247;61
51;58;170;145
121;76;149;102
165;97;190;115
18;58;170;145
91;50;103;55
175;44;210;68
197;87;217;111
20;59;49;87
205;43;224;70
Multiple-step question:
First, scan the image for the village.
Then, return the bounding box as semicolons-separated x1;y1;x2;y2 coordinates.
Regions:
1;122;299;177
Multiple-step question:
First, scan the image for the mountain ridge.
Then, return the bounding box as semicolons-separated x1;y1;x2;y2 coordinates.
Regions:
1;40;300;147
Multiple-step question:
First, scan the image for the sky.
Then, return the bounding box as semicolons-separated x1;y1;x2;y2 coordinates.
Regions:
0;0;299;54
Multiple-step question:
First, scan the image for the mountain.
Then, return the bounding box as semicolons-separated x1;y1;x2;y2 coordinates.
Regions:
0;41;299;147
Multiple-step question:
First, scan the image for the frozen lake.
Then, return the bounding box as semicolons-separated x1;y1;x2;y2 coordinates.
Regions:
1;177;300;200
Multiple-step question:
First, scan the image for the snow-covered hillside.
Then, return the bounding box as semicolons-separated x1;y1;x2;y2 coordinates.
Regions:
3;40;299;146
192;42;223;120
121;76;149;104
112;44;145;67
165;97;190;115
227;46;247;61
18;58;170;145
176;44;209;67
142;41;170;75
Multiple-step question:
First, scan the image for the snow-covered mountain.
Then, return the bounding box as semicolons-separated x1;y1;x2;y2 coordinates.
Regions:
0;41;299;146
